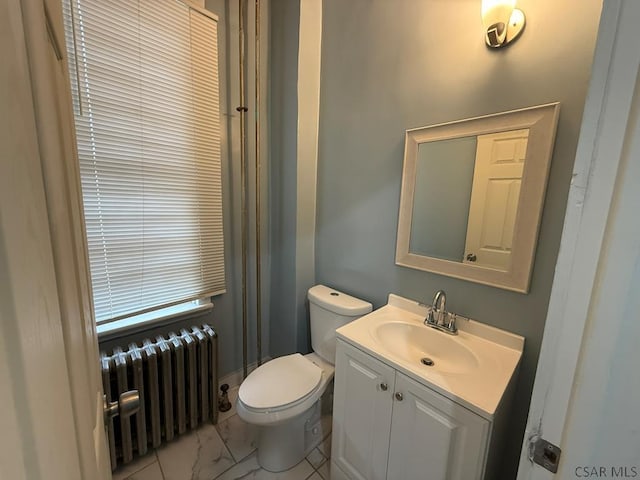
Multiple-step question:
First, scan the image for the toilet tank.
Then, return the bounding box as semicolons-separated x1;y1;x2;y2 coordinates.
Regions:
308;285;372;364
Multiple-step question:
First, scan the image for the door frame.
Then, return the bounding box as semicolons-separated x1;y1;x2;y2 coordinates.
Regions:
516;0;640;477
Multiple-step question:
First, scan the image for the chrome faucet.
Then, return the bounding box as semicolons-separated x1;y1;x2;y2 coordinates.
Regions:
425;290;458;335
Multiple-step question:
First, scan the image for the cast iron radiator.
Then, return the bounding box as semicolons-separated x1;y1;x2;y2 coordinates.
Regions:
101;324;218;470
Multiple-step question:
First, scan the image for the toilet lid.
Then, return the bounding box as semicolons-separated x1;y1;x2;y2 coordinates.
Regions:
239;353;322;410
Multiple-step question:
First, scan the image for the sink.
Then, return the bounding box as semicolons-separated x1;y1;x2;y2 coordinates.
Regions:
371;319;480;374
336;293;524;417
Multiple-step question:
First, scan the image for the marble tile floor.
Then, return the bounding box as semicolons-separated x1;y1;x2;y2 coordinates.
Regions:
113;386;332;480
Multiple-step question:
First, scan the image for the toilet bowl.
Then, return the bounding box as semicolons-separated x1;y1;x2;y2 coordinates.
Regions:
236;285;372;472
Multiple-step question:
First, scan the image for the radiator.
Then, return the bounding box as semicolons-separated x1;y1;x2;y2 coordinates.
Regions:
100;324;219;470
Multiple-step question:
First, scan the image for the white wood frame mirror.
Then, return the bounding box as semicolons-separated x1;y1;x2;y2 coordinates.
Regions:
396;103;560;293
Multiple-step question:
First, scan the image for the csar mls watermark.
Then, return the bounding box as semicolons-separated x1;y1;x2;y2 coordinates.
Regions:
574;466;638;478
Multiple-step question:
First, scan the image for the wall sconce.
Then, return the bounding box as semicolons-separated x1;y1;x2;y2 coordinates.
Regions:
481;0;525;48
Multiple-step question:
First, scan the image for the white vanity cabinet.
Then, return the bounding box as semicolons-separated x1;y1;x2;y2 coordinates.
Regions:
331;339;396;480
331;340;490;480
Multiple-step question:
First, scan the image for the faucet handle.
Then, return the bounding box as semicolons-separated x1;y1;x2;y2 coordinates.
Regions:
424;306;437;325
445;312;458;333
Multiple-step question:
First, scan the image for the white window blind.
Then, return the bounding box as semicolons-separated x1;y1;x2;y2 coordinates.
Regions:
63;0;225;325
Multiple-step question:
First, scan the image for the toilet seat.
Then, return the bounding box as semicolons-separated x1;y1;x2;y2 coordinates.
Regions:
239;353;322;411
236;353;334;426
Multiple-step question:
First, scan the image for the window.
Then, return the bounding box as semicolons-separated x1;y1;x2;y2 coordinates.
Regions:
63;0;225;328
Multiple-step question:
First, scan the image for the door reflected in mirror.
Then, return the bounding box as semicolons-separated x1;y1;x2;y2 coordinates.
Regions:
396;104;559;293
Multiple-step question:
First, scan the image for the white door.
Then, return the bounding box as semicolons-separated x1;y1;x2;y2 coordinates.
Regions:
0;0;110;478
332;341;396;480
387;373;489;480
517;1;640;478
464;129;529;271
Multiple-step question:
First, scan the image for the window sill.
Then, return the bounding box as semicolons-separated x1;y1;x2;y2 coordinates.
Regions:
96;299;213;342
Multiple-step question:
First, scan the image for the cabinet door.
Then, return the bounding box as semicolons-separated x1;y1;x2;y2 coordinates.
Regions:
387;373;490;480
332;341;396;480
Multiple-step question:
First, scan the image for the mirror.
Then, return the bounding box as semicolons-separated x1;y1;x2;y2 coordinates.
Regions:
396;103;560;293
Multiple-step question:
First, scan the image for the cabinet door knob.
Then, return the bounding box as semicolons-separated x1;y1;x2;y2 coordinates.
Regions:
395;392;403;401
379;382;388;391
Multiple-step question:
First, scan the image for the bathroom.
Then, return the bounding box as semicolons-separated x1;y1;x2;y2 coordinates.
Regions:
3;0;640;479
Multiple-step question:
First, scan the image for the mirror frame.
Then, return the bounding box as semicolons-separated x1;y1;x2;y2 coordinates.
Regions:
396;103;560;293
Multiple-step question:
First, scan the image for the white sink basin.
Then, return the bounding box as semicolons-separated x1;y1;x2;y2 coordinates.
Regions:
336;294;524;418
371;319;479;374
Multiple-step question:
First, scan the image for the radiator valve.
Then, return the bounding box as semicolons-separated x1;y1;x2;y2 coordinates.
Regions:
218;383;232;412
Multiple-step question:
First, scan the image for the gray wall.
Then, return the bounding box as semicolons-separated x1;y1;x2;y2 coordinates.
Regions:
410;137;477;261
315;1;602;478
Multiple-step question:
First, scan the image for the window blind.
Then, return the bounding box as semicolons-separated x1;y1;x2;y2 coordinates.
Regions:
63;0;225;324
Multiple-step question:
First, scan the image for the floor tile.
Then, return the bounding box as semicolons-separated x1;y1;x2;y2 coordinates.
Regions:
213;452;314;480
305;448;325;470
317;461;330;480
217;385;239;424
216;413;257;462
112;452;158;480
156;424;235;480
126;461;164;480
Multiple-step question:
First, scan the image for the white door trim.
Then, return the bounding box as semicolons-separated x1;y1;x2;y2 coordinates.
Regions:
517;1;640;478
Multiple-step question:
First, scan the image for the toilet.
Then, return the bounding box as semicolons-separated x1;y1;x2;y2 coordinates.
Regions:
236;284;372;472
